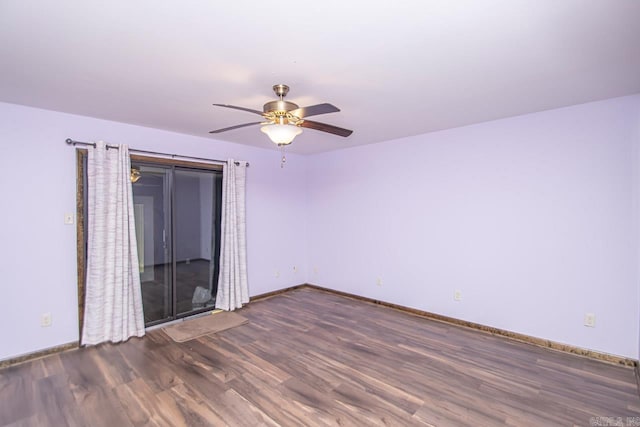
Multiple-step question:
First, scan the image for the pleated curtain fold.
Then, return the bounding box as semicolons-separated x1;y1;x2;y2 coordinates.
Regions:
215;160;249;311
81;141;145;345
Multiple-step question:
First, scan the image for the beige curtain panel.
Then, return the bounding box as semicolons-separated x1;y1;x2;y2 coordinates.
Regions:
215;159;249;311
82;141;145;345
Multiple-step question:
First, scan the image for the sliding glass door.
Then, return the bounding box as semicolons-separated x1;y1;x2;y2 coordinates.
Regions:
131;160;223;326
131;164;172;324
174;168;222;317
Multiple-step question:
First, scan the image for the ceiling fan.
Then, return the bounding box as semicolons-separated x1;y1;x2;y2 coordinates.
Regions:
209;84;353;146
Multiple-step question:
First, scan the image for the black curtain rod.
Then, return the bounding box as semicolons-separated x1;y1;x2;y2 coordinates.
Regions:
65;138;249;167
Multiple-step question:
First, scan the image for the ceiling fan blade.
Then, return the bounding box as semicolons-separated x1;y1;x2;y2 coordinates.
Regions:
289;103;340;118
212;104;265;116
209;121;263;133
299;120;353;137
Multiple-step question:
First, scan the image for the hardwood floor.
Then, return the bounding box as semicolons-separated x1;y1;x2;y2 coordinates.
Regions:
1;287;639;426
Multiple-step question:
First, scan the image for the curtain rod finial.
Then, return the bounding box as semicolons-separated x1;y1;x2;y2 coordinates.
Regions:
66;138;73;144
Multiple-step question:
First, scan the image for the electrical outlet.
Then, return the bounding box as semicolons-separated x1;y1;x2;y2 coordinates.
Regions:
64;213;74;225
454;290;462;301
376;277;383;286
41;313;52;327
584;313;596;327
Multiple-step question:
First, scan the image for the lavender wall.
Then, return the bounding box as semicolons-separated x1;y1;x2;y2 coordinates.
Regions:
307;95;640;359
0;102;309;361
1;94;638;362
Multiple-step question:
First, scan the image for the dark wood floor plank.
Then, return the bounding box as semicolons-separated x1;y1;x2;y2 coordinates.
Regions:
209;388;281;426
328;381;429;426
303;349;425;413
277;376;368;426
116;339;184;393
32;374;88;427
0;369;34;426
204;335;292;386
228;371;322;426
1;287;639;426
113;378;165;426
164;382;229;426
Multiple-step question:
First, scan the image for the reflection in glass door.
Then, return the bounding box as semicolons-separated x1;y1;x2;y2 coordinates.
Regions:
131;164;172;324
131;161;223;326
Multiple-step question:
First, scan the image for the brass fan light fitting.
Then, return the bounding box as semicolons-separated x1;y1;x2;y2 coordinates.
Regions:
260;85;304;145
130;167;141;183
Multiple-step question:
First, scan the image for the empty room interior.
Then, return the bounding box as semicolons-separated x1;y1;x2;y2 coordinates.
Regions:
1;1;640;425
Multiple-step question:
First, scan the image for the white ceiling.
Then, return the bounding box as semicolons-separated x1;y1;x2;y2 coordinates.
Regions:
1;1;639;155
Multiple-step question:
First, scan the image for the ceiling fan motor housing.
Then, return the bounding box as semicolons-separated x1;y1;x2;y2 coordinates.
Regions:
263;99;299;114
263;84;299;121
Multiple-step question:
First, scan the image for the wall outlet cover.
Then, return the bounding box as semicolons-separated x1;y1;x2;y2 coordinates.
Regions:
584;313;596;327
41;313;52;327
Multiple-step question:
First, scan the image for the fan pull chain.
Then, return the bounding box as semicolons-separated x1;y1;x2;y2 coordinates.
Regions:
280;144;287;168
